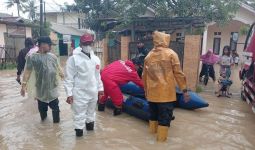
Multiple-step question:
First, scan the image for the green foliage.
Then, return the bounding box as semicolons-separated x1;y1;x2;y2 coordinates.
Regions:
25;21;51;39
240;25;251;35
185;27;205;35
196;85;203;93
5;0;28;16
0;63;16;70
22;0;38;20
73;0;245;31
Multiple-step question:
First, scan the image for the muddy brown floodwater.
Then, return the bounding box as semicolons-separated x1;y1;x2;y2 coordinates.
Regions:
0;66;255;150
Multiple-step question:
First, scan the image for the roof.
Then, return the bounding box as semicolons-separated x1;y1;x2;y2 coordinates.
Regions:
0;13;13;18
240;2;255;14
0;16;33;27
51;23;86;36
0;17;24;23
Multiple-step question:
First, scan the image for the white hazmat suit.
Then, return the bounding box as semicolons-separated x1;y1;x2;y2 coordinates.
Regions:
64;46;103;129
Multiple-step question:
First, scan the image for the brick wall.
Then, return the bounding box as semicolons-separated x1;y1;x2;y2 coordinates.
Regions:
121;36;131;60
103;37;108;67
183;35;202;91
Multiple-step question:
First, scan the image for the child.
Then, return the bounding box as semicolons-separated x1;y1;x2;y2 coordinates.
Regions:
219;46;234;79
64;31;104;137
234;55;240;66
217;72;233;97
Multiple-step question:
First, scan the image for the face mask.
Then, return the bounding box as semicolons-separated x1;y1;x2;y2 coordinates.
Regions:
82;46;92;54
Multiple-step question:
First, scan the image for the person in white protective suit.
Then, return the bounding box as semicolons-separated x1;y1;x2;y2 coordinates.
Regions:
64;31;104;137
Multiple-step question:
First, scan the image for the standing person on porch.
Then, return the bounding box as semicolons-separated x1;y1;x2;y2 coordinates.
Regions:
20;36;63;123
142;31;190;142
64;31;104;137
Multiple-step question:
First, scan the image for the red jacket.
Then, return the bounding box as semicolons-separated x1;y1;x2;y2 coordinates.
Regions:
101;60;144;88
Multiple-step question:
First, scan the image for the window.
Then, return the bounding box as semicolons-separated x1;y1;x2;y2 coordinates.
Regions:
230;32;238;51
176;33;182;36
176;32;184;42
214;32;221;36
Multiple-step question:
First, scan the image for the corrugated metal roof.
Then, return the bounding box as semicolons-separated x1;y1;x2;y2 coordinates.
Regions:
51;23;85;36
0;13;12;18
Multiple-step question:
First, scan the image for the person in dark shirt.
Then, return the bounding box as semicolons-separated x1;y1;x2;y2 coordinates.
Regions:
16;38;34;84
136;41;150;78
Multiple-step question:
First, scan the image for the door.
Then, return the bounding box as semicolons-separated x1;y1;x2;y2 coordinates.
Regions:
230;32;238;51
213;38;221;55
59;40;68;56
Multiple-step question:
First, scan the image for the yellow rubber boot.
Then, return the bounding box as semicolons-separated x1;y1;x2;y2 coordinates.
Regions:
149;120;158;134
157;125;169;142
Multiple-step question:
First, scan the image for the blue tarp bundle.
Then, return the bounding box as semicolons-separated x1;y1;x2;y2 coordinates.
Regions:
105;82;209;120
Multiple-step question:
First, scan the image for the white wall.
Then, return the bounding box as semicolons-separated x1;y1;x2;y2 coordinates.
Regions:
0;23;7;46
45;12;86;28
207;20;248;55
25;27;32;37
56;12;80;28
204;5;255;56
46;13;58;23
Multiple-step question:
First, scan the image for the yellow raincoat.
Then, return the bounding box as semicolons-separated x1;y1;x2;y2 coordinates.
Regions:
142;31;187;103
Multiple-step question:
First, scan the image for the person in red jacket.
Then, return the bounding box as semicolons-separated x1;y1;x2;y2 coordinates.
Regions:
98;59;144;116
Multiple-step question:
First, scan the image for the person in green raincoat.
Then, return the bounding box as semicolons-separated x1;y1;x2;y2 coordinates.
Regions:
20;36;64;123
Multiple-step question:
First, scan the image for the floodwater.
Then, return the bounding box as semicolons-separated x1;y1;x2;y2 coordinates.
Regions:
0;66;255;150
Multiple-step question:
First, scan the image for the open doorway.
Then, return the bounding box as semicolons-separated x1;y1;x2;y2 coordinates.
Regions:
59;40;68;56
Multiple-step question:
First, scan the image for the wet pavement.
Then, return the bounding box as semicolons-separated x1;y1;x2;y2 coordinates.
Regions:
0;66;255;150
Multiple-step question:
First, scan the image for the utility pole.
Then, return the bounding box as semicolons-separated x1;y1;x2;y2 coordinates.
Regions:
44;1;46;28
15;0;20;17
40;0;43;36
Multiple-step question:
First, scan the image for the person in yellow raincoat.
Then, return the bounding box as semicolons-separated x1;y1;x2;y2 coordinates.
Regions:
142;31;190;142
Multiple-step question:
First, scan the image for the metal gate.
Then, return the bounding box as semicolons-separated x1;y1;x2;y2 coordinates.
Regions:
129;40;184;68
170;41;184;68
0;46;16;69
108;37;121;63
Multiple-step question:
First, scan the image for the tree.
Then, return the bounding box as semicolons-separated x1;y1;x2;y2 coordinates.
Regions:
71;0;249;34
22;0;38;20
5;0;27;17
146;0;244;23
25;20;51;39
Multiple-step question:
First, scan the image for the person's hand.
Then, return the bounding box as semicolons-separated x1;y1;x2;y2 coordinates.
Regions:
66;96;74;104
183;92;190;103
98;91;104;100
59;72;64;80
20;86;26;97
16;75;21;85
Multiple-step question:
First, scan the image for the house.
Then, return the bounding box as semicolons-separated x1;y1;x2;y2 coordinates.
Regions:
202;3;255;55
129;4;255;56
50;23;86;56
0;13;32;60
44;11;86;29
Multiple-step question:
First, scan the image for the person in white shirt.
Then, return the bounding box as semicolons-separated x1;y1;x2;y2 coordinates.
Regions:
219;46;234;79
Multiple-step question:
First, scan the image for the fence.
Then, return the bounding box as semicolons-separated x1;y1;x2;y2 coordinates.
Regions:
129;40;185;68
0;46;16;69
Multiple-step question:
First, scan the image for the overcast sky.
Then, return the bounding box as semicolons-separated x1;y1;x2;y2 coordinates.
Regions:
0;0;75;18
